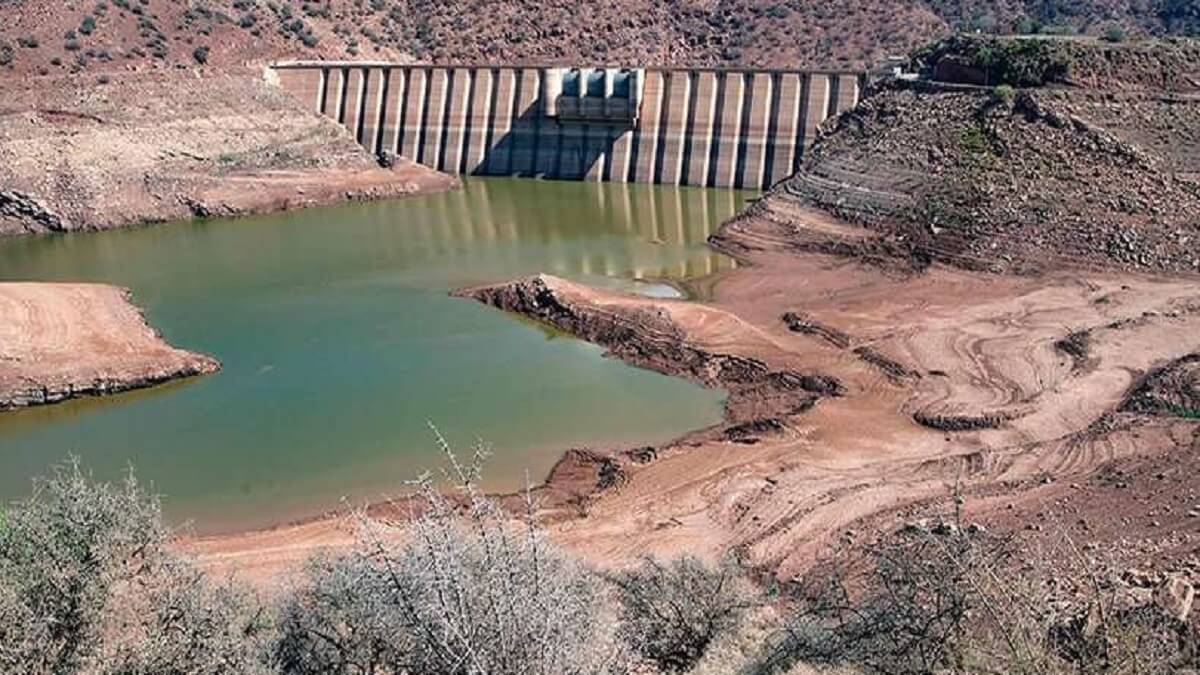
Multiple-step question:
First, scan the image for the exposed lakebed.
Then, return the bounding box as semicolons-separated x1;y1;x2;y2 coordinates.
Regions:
0;178;752;533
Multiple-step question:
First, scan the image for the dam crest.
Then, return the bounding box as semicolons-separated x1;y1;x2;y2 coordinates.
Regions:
270;63;863;189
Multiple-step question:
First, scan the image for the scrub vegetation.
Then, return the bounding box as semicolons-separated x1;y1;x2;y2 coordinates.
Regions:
4;0;1200;75
2;451;1196;674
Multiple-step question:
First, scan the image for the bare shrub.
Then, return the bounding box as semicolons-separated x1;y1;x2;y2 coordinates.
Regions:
274;554;409;673
274;431;628;675
748;513;1199;675
0;460;270;674
751;530;984;675
98;559;272;674
609;556;758;673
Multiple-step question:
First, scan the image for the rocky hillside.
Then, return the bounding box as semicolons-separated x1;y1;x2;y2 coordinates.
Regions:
1;0;1199;78
0;70;454;235
766;36;1200;276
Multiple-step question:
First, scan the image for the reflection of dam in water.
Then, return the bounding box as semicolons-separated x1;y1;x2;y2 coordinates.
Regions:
380;178;743;283
0;178;743;531
270;63;862;189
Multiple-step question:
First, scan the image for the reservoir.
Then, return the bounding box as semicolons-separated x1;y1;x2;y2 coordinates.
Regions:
0;178;752;532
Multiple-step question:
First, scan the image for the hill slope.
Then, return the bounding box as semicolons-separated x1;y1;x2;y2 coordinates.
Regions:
752;36;1200;276
2;0;1199;78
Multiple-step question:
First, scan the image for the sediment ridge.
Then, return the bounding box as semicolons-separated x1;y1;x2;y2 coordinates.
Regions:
191;208;1200;589
456;213;1200;587
457;274;844;424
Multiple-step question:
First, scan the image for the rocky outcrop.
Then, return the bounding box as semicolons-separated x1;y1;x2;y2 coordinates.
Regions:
0;190;66;234
1120;353;1200;418
1155;574;1196;624
1;361;219;410
775;78;1200;275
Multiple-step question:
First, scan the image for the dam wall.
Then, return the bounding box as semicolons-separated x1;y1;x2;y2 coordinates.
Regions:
270;62;864;189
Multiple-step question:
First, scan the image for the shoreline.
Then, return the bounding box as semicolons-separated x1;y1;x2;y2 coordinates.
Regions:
0;283;220;410
0;69;457;237
187;194;1200;590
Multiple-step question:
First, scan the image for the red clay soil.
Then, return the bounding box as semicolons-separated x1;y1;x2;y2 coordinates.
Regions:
187;201;1200;619
0;283;219;410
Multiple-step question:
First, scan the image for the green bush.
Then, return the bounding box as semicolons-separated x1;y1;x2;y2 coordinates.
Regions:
192;45;209;64
915;35;1072;87
991;84;1016;105
960;126;990;154
1103;25;1128;43
1015;17;1041;34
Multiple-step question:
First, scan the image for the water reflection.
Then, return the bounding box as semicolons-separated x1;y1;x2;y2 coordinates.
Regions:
0;178;754;532
342;178;741;285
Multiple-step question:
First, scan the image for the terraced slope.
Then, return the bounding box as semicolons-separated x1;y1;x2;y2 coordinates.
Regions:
768;37;1200;276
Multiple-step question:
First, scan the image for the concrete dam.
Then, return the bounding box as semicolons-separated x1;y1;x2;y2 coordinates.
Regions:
269;63;864;189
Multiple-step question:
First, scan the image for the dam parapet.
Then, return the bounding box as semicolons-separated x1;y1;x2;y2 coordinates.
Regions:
269;62;863;189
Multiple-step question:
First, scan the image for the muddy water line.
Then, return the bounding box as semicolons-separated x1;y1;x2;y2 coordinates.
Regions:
0;178;755;533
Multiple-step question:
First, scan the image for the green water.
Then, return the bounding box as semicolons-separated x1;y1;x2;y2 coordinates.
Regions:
0;178;753;533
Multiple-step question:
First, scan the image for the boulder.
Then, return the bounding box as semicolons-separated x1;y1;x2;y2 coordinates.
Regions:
1154;574;1195;623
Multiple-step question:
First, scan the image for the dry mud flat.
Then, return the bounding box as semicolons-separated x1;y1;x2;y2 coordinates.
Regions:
0;69;455;236
191;201;1200;604
0;283;218;409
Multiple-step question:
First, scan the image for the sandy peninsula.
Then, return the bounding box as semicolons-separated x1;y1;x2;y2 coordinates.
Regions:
0;282;219;410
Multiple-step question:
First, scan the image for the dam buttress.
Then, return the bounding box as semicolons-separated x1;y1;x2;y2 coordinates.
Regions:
269;63;863;189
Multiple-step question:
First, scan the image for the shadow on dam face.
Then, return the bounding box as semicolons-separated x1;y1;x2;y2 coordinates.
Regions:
269;63;865;190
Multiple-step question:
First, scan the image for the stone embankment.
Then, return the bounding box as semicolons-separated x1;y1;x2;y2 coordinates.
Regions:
0;283;219;410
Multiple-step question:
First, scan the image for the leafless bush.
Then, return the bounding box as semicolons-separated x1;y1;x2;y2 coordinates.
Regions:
0;459;270;674
750;530;984;675
274;429;628;675
98;558;272;674
747;513;1198;675
274;554;409;674
609;555;758;673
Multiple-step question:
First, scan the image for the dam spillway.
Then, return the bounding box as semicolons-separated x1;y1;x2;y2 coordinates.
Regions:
269;63;863;189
